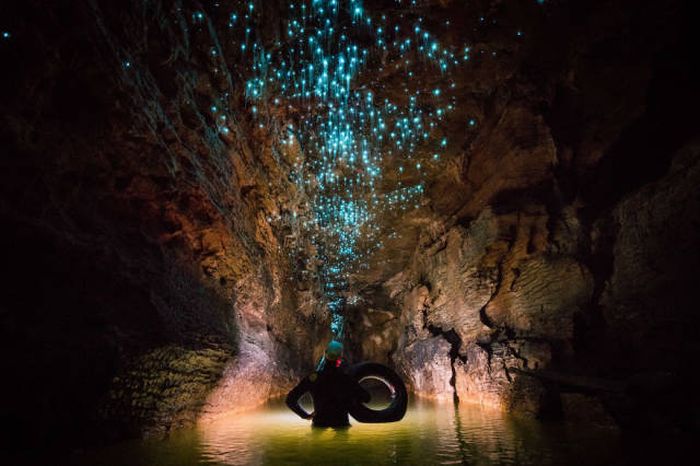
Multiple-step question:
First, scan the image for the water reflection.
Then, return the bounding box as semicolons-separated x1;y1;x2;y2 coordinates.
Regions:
72;399;623;465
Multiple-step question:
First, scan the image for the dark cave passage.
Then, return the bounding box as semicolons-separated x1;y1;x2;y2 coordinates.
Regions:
1;0;698;464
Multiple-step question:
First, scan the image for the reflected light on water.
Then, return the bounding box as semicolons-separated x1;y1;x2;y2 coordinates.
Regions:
72;399;623;466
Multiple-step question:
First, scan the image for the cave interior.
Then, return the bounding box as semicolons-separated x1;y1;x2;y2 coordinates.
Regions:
1;0;698;462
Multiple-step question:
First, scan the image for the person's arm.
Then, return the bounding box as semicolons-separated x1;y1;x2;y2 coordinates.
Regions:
286;376;314;419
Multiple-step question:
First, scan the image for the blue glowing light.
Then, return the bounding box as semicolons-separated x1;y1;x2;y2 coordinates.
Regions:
2;31;10;39
188;0;475;337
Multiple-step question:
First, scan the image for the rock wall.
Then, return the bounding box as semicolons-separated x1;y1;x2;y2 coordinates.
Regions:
365;141;700;430
347;0;699;431
1;0;328;448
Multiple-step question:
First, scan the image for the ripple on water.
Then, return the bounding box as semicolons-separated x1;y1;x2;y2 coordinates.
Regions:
71;399;624;466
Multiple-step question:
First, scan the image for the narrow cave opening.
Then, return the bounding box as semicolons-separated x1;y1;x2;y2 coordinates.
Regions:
2;0;698;464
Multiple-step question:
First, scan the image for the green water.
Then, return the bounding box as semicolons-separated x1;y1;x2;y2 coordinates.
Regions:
70;399;626;465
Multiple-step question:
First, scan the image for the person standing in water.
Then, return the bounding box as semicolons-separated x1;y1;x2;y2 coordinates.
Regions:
286;340;370;427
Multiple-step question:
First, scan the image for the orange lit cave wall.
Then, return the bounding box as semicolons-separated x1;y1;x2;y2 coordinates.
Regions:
0;0;330;446
343;0;700;432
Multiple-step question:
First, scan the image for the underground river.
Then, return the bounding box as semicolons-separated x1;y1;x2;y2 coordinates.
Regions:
68;399;628;466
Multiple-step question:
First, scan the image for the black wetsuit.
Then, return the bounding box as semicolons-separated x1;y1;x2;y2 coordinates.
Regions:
286;362;370;427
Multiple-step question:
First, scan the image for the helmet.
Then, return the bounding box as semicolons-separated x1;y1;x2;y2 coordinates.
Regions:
325;340;343;361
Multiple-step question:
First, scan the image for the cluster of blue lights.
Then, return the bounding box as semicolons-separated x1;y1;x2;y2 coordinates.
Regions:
192;1;473;337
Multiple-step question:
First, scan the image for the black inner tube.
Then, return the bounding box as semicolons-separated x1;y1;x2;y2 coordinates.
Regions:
347;362;408;423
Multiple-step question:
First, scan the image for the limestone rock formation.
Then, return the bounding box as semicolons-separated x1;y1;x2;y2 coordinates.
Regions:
345;0;699;431
1;0;330;445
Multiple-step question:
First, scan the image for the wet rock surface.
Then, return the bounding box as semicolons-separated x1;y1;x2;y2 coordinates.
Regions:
346;0;700;432
1;0;329;448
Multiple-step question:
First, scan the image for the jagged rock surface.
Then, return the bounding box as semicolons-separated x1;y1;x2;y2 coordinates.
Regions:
1;0;329;446
347;0;699;431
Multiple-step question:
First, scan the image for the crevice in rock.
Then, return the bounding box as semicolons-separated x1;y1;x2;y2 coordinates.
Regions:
478;306;496;330
502;360;513;383
477;232;518;375
509;268;521;291
426;323;466;405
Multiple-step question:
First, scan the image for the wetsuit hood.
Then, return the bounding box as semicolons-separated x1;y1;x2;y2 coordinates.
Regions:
325;340;343;362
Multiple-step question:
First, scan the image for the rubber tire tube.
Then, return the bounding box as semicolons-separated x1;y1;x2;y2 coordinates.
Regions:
347;362;408;423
